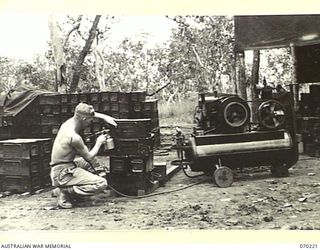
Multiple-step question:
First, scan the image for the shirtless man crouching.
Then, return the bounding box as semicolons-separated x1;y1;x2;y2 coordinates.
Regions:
50;103;117;209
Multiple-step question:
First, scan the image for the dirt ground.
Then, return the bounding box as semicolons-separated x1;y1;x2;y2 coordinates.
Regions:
0;128;320;231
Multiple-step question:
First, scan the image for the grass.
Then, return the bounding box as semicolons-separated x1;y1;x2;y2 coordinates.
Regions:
158;98;197;127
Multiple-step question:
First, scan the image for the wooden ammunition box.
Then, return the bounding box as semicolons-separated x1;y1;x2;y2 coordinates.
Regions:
69;94;79;104
0;127;14;140
0;138;41;159
52;105;61;115
40;105;52;114
92;103;100;113
109;92;119;102
109;154;153;174
79;93;88;103
107;172;152;196
60;94;69;103
2;115;13;127
118;93;129;103
28;125;41;137
0;138;52;159
38;94;60;105
70;104;77;113
113;135;154;156
89;92;100;103
111;112;120;119
40;169;52;188
129;91;146;102
152;162;167;184
51;125;60;135
130;102;142;119
60;105;70;114
131;102;142;112
40;125;51;136
0;158;41;176
112;119;152;139
142;110;159;119
111;103;119;112
142;99;158;112
1;174;41;193
119;112;129;119
119;103;129;113
41;157;51;173
152;127;161;148
100;92;110;102
40;115;60;125
100;102;110;113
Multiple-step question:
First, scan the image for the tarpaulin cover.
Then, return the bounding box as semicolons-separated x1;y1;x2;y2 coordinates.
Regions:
235;15;320;52
0;89;56;117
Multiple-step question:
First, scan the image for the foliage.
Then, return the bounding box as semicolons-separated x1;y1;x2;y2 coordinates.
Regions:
0;15;295;102
158;98;196;125
245;48;293;90
260;48;293;88
0;55;55;93
155;16;235;102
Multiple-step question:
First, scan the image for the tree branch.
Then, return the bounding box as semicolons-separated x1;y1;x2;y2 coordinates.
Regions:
191;45;204;67
147;80;172;96
62;15;82;49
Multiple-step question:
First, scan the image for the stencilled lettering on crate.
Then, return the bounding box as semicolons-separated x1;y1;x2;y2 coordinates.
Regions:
0;158;41;176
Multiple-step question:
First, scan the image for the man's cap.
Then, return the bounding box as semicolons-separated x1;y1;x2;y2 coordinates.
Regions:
75;103;95;119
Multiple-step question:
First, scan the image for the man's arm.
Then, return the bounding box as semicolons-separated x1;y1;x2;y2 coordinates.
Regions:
94;112;117;127
71;133;106;166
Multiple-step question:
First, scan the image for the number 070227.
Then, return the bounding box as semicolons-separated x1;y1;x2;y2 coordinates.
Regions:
300;244;318;248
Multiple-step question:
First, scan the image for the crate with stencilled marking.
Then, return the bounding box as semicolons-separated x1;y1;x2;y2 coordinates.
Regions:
0;158;41;176
0;138;52;159
0;139;40;158
129;91;146;102
100;92;110;102
1;174;41;193
89;92;100;103
109;154;153;174
113;134;155;156
38;94;61;105
111;119;152;139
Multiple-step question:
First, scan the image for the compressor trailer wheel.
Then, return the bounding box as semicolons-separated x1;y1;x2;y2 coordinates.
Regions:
213;166;233;188
257;100;286;130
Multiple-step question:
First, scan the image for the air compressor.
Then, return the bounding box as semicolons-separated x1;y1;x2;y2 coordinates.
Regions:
173;91;298;188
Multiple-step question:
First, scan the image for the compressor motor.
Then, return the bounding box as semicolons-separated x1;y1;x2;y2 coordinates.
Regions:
173;91;298;188
194;93;251;135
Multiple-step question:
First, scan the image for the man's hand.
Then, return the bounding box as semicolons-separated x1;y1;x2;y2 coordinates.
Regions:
96;134;107;145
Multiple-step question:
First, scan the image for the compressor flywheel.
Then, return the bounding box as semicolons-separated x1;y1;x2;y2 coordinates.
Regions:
257;100;286;130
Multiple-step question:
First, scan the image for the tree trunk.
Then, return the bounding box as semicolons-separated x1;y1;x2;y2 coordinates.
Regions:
250;50;260;123
69;15;101;93
290;45;299;111
48;15;66;92
236;52;247;100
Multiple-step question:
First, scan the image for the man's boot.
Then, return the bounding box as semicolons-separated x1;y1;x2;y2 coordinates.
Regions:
57;187;73;209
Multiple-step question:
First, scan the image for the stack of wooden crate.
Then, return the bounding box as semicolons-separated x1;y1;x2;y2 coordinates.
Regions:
0;90;160;149
298;85;320;156
107;119;155;196
0;138;52;194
